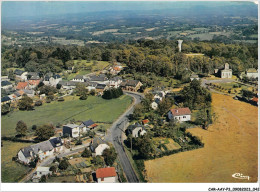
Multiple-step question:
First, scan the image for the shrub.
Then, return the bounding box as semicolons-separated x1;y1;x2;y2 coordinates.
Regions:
81;148;92;158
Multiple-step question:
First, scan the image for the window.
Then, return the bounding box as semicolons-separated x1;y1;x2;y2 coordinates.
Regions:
101;178;104;181
183;116;186;118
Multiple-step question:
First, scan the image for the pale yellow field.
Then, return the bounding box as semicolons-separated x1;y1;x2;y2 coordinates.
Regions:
145;93;258;183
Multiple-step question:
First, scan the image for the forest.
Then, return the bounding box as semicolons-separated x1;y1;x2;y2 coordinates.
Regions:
2;39;258;82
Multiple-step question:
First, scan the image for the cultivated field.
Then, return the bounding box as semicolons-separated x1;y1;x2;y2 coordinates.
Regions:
145;93;258;182
1;141;31;182
1;95;132;136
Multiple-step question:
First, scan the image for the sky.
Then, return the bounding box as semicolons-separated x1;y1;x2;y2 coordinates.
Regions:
2;1;256;19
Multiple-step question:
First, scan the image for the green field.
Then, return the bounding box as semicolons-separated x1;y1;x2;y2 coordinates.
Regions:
1;141;31;182
65;60;110;80
1;95;133;136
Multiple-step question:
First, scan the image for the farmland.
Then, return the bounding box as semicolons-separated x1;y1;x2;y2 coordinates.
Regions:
1;141;31;182
145;93;258;182
1;95;133;137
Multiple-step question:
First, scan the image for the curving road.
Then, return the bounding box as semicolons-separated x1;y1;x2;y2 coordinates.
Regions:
104;91;144;183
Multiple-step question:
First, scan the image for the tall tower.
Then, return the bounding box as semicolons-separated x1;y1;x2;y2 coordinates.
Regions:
177;40;183;52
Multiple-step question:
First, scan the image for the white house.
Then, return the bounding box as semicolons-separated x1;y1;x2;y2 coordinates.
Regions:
126;123;147;138
96;167;117;183
151;98;161;110
1;81;13;89
49;75;62;86
14;69;28;80
190;74;200;81
36;167;52;178
221;63;232;79
63;124;80;138
108;77;123;88
167;107;192;122
90;137;109;156
17;140;54;164
72;75;85;82
246;68;258;79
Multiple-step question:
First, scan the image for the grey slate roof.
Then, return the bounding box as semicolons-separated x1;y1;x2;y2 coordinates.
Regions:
1;96;11;102
1;81;12;87
20;146;35;158
63;124;79;129
74;75;85;80
14;69;25;76
31;140;54;154
90;137;107;151
154;98;161;104
59;81;78;86
96;84;107;89
82;120;95;127
88;74;108;81
49;137;63;148
121;79;140;87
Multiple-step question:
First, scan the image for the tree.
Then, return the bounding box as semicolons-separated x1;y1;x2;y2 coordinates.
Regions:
50;165;58;173
1;103;10;115
16;120;27;136
8;69;15;81
58;159;70;170
18;95;34;110
35;100;42;106
135;135;155;159
241;89;254;101
35;124;55;141
81;148;92;158
39;175;47;183
93;156;104;167
102;147;117;166
157;98;173;116
56;83;62;89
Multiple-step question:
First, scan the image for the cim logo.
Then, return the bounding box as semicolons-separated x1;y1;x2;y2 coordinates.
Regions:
232;173;250;180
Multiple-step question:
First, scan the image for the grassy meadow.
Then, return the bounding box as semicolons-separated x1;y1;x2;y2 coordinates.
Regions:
1;95;133;137
145;93;258;182
1;141;31;182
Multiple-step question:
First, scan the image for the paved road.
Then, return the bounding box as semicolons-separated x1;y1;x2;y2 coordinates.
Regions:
104;91;144;183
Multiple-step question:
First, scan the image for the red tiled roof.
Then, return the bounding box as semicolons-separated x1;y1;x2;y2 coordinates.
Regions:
90;123;98;128
142;119;149;124
28;80;40;86
170;107;191;116
18;90;25;95
252;97;258;103
96;167;116;178
113;67;121;71
16;82;28;90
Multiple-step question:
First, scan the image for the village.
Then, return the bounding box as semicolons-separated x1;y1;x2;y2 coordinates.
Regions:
1;47;258;183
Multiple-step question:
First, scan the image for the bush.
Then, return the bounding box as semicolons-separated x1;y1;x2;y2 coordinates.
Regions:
58;159;69;170
35;100;42;106
58;97;65;102
75;139;82;145
32;125;37;130
81;148;92;158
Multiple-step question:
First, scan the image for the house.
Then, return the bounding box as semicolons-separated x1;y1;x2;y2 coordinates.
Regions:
151;98;161;110
16;82;29;90
44;74;62;86
8;91;22;102
72;75;85;82
120;80;143;92
96;167;117;183
1;81;13;89
59;81;78;90
142;119;150;126
22;89;35;97
28;79;41;88
190;74;200;81
86;74;109;84
17;140;54;164
14;69;28;80
246;68;258;79
36;167;52;178
1;76;10;81
126;123;147;138
167;107;191;122
79;120;98;133
1;96;11;104
251;97;258;106
27;72;40;80
49;137;64;153
221;63;232;79
63;124;80;138
96;84;108;95
85;81;98;91
90;137;109;156
108;77;123;88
